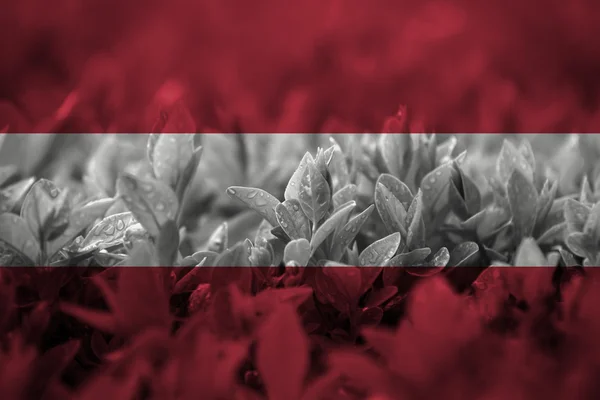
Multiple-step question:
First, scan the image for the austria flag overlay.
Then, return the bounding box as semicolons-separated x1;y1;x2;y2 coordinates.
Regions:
1;1;600;399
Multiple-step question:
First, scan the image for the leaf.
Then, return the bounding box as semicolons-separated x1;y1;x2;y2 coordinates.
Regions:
285;152;314;201
365;286;399;308
327;138;350;192
0;177;35;213
284;239;311;267
507;169;539;242
147;133;160;166
59;303;118;333
387;248;431;267
497;139;534;183
0;213;40;264
215;239;252;265
78;212;137;252
157;220;180;266
298;158;332;226
583;201;600;240
420;160;460;213
359;232;401;266
310;201;355;256
20;179;64;240
564;199;590;234
513;238;551;267
161;98;196;133
405;190;426;250
227;186;280;228
457;166;481;215
376;174;413;210
379;134;411;178
115;266;171;333
330;204;375;261
319;267;364;312
257;303;309;400
174;145;203;205
46;197;115;258
275;200;311;241
332;184;357;210
375;181;408;237
117;173;179;238
206;222;228;253
448;242;480;267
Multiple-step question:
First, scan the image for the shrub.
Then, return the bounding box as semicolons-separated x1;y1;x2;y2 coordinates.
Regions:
1;119;600;399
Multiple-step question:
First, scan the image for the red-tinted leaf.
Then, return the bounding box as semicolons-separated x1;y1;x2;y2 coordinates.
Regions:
257;303;309;400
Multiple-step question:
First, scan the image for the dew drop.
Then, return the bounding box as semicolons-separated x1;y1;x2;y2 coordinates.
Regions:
429;177;436;184
254;198;268;207
104;225;116;235
116;220;125;230
247;190;258;199
435;170;443;177
259;192;264;197
226;188;236;196
156;203;166;211
423;184;431;190
293;204;300;211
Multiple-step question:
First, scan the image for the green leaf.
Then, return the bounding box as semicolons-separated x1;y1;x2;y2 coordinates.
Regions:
227;186;280;228
330;204;375;261
150;134;196;188
332;184;357;210
284;239;311;267
564;199;591;234
298;158;331;226
405;190;426;250
359;232;401;266
78;212;138;252
117;173;179;238
310;201;356;257
0;213;40;264
157;220;180;266
507;169;539;242
284;152;314;201
275;200;311;241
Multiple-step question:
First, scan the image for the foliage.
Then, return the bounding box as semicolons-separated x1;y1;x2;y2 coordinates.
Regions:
1;120;600;399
